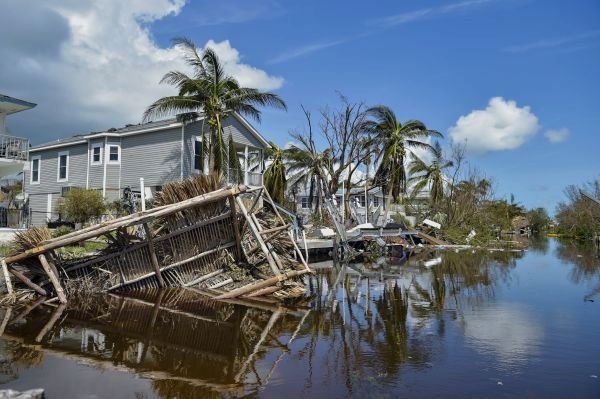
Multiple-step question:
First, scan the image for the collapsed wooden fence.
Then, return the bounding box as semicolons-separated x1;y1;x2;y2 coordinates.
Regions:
1;181;311;304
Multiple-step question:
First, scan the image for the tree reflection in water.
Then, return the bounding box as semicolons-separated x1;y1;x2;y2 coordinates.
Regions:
300;249;524;393
554;239;600;301
7;245;598;398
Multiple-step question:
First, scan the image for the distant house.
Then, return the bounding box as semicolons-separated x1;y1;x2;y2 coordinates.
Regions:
23;113;269;226
294;186;386;223
294;185;431;227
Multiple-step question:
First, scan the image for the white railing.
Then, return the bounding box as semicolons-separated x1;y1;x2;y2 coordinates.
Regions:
247;171;263;187
226;168;263;187
0;134;29;161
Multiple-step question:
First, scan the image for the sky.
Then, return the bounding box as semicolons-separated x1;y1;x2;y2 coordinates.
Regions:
1;0;599;213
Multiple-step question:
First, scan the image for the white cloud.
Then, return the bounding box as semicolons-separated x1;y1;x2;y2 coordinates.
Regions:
269;40;345;64
0;0;284;144
504;30;600;53
449;97;540;154
544;128;570;143
369;0;492;27
463;304;544;366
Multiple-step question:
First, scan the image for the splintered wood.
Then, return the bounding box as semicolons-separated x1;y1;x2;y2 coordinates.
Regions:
2;179;311;304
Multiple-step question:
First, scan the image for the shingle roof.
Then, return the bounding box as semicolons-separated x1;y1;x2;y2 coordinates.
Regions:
31;118;179;150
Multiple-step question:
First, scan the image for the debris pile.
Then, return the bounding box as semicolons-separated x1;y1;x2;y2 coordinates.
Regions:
0;174;311;304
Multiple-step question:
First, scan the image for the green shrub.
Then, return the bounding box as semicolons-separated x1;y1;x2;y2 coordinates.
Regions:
52;225;74;238
56;189;106;224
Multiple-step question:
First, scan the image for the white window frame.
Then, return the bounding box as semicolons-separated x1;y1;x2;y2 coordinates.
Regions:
300;197;309;209
91;143;103;165
57;151;69;182
193;136;203;172
30;155;41;185
107;144;121;165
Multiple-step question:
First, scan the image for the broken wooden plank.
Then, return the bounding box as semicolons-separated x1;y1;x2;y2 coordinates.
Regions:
8;268;47;296
1;259;12;294
214;269;309;300
235;196;280;276
183;268;226;287
37;254;67;304
142;223;165;288
4;186;246;265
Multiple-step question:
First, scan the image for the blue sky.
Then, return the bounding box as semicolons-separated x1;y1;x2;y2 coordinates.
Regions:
152;0;600;212
2;0;599;213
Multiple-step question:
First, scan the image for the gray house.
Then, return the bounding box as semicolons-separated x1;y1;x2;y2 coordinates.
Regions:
24;113;268;226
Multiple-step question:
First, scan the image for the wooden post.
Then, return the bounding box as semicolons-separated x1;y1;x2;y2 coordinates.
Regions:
214;269;309;299
228;196;243;260
251;213;285;271
8;268;47;296
38;254;67;304
235;196;280;276
142;223;165;288
1;259;12;294
0;308;11;336
35;303;66;342
262;188;310;270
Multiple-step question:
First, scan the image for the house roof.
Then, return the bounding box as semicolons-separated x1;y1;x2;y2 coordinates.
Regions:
0;94;37;115
30;112;270;152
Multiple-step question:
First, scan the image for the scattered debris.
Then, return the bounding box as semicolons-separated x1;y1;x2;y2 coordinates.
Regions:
0;174;311;304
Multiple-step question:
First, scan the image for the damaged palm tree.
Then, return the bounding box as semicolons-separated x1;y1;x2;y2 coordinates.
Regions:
1;173;311;304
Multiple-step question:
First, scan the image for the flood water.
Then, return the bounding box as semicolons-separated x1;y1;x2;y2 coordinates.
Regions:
0;238;599;398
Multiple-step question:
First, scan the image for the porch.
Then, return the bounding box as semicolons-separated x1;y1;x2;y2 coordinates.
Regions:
226;143;264;187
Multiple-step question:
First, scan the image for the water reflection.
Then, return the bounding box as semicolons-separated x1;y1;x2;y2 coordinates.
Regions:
0;289;309;398
0;244;598;398
554;239;600;301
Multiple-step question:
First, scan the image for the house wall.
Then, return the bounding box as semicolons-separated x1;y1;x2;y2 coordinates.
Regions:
88;138;104;190
24;143;89;225
182;116;265;178
24;114;267;226
120;128;182;192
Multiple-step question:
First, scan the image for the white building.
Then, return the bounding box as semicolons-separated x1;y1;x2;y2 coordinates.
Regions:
0;94;34;178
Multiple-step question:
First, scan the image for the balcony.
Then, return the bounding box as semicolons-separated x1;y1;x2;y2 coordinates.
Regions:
0;134;29;162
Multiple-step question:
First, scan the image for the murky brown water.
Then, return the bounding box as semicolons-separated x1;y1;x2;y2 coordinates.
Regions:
0;238;599;398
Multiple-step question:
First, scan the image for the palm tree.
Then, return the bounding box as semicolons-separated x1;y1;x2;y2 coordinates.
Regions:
144;38;286;174
263;142;287;204
408;141;453;208
227;134;243;184
363;105;443;220
286;133;331;216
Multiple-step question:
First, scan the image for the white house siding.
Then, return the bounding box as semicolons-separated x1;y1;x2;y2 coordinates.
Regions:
120;127;181;191
24;143;89;225
223;116;263;148
88;138;104;190
24;114;268;226
182;116;265;178
105;139;121;201
182;120;202;177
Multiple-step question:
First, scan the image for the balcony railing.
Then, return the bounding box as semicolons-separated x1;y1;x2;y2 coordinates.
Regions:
0;134;29;161
226;168;263;187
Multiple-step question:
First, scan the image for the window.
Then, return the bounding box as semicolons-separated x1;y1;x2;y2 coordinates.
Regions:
107;144;120;164
374;196;380;207
30;156;41;184
356;195;366;207
301;197;309;209
194;136;203;171
91;143;102;165
57;151;69;181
